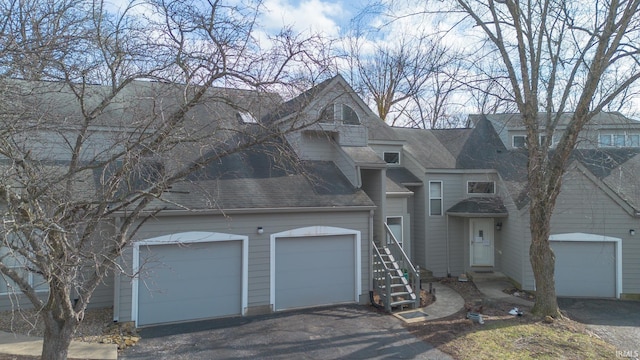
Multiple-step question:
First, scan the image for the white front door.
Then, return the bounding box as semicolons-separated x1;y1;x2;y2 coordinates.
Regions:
469;218;495;266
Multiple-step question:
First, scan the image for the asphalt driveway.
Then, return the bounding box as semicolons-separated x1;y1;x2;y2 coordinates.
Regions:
558;298;640;354
119;305;453;360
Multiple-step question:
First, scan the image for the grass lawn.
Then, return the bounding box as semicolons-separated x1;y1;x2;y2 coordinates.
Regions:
441;318;617;360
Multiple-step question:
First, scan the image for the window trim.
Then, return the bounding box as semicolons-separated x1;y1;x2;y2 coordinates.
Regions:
383;151;400;165
0;247;49;295
599;132;640;148
429;181;443;216
319;103;361;125
385;216;403;248
467;181;496;194
512;134;552;148
512;135;526;148
0;267;48;295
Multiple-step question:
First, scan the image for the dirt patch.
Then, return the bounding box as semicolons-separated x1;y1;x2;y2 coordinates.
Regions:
405;278;616;359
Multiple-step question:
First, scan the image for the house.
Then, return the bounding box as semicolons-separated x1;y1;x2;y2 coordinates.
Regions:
385;112;640;299
1;75;639;328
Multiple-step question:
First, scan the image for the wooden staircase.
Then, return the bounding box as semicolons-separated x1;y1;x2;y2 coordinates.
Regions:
377;246;417;310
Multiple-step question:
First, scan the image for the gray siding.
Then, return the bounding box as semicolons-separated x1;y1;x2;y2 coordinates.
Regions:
361;169;385;246
116;210;371;322
495;180;526;287
519;167;640;295
425;173;463;277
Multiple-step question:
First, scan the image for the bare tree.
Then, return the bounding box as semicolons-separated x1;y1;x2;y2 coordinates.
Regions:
0;0;333;358
444;0;640;317
343;31;460;128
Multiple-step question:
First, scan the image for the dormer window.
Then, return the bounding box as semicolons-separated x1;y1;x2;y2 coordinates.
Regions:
599;133;640;147
512;135;526;148
319;103;360;125
512;134;551;148
383;151;400;164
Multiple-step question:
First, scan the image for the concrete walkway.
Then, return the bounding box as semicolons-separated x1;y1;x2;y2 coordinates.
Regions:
394;272;534;324
0;331;117;359
394;282;466;323
470;271;534;307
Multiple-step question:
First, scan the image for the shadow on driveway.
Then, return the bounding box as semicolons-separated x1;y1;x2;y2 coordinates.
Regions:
120;305;454;360
559;298;640;352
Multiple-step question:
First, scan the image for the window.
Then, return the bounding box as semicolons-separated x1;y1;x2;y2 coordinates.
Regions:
513;134;551;148
386;217;403;248
468;181;495;194
512;135;526;148
429;181;443;216
319;104;335;123
614;134;626;147
342;104;360;125
0;248;48;295
599;133;640;147
383;152;400;164
319;103;360;125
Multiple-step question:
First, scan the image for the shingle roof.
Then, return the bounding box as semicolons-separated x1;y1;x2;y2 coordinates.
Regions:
446;197;508;217
387;167;422;185
150;159;374;211
469;112;640;129
392;127;459;169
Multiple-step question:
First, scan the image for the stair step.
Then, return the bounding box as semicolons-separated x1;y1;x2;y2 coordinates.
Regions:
379;283;406;289
390;299;416;307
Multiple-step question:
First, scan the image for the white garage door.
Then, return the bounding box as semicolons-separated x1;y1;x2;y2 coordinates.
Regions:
551;240;616;298
137;239;243;326
274;234;357;310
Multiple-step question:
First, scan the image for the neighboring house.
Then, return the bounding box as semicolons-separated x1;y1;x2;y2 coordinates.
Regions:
1;75;639;327
389;113;640;300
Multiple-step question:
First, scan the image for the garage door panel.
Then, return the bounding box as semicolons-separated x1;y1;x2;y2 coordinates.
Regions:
552;241;615;298
275;235;356;310
138;240;242;326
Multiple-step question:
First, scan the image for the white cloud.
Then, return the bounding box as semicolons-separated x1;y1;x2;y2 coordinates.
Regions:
261;0;345;37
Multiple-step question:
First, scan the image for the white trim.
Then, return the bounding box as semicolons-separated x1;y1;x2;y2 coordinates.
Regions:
466;181;496;194
131;231;249;327
383;151;401;165
429;181;443;216
549;232;622;299
469;218;495;266
269;226;362;310
385;216;403;248
512;134;526;148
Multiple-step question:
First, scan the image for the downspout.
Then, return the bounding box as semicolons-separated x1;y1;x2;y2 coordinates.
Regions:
369;209;374;291
446;214;451;277
112;217;121;322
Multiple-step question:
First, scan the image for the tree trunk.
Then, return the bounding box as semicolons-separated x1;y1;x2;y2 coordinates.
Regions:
529;233;561;317
528;195;562;318
41;311;78;360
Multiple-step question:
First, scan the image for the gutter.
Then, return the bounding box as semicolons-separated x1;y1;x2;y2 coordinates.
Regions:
110;205;377;217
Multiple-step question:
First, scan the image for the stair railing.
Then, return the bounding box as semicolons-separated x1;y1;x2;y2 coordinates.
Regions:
384;223;420;308
372;243;393;312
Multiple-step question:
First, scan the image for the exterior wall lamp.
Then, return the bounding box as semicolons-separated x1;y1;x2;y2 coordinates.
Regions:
630;229;636;236
496;222;502;231
257;227;264;234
